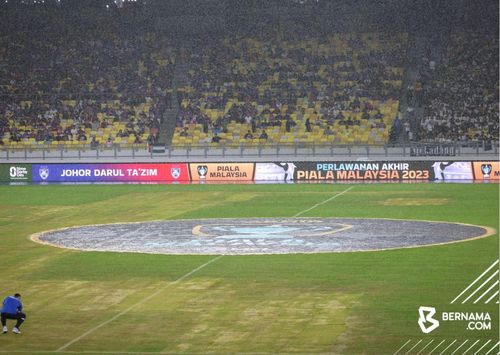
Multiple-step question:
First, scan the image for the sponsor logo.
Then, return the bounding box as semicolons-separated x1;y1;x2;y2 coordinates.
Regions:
481;164;492;178
38;166;50;180
418;306;440;333
171;167;181;179
9;166;29;180
197;165;208;179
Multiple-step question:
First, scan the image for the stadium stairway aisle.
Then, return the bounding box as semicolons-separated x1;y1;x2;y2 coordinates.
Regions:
162;61;191;146
393;34;427;143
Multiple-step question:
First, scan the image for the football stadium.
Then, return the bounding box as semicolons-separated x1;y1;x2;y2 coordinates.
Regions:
0;1;498;354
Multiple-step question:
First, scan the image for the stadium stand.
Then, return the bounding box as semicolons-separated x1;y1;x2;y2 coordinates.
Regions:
173;32;406;147
0;1;497;154
0;22;175;149
418;32;499;143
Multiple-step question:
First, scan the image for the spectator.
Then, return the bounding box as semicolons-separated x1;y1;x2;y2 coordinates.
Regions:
305;118;312;132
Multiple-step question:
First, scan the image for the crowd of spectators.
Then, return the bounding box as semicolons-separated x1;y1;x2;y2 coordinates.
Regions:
174;30;405;145
2;7;497;149
418;33;499;143
0;16;175;147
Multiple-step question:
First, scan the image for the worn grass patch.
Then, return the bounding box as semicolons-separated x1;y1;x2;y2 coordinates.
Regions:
380;198;450;206
68;279;360;353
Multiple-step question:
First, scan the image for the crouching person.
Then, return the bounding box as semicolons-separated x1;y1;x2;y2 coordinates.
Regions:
2;293;25;334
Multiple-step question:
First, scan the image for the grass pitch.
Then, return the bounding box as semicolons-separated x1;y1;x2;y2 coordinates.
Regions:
0;183;498;354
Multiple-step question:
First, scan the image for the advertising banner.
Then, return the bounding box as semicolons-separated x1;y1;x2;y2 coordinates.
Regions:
472;161;500;181
0;164;32;182
31;163;190;182
430;161;473;180
254;163;297;182
189;163;254;182
3;161;494;183
256;161;435;181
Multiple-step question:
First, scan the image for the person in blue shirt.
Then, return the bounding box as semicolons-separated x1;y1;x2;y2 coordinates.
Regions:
1;293;25;334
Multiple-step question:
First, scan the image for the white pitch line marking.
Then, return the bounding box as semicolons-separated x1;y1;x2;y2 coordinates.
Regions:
462;270;499;304
293;186;354;217
405;339;423;354
439;339;457;354
474;280;499;303
429;339;447;354
484;341;500;355
451;260;499;303
462;339;481;355
485;290;499;304
450;339;469;355
416;339;434;354
55;255;224;352
393;339;412;354
474;340;492;355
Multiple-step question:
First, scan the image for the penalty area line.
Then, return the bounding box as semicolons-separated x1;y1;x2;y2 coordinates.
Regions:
293;186;354;217
55;255;224;352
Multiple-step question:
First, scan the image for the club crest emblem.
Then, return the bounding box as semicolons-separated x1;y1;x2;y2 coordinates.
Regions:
39;166;50;180
171;167;181;179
